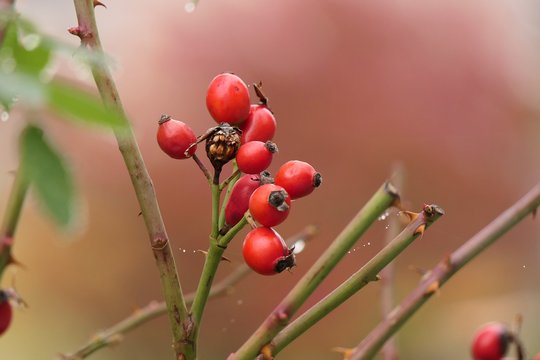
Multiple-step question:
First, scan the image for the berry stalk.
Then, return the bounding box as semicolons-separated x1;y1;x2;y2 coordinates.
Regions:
70;1;190;358
348;182;540;360
0;167;29;279
269;204;444;355
231;181;400;360
61;225;316;359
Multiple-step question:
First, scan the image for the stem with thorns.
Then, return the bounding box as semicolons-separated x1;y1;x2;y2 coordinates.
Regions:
71;1;190;358
348;183;540;360
61;225;317;359
231;181;400;359
268;204;444;356
0;167;28;279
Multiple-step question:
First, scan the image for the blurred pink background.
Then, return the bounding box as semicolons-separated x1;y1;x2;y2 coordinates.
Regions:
1;0;540;359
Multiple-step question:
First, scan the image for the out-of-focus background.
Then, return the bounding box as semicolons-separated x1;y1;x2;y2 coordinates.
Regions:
1;0;540;359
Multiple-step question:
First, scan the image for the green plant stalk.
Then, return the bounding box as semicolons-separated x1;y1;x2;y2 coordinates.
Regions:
232;181;400;359
62;225;315;359
270;205;444;355
0;0;15;46
71;1;190;358
0;167;28;278
349;183;540;360
218;163;240;230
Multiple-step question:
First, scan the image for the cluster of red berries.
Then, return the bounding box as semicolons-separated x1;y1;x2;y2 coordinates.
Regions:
157;73;322;276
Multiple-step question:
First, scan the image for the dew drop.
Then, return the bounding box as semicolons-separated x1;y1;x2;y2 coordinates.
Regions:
292;239;305;254
236;299;243;305
522;265;526;269
182;249;186;253
367;242;371;246
377;211;390;221
385;224;390;230
21;34;41;51
1;111;9;122
184;2;196;13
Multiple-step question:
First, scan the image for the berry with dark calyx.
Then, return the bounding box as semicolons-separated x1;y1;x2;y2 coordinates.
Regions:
224;172;268;228
471;322;511;360
242;227;295;275
275;160;322;199
206;73;251;125
156;115;197;159
249;184;291;227
0;291;12;336
240;105;276;144
236;141;278;175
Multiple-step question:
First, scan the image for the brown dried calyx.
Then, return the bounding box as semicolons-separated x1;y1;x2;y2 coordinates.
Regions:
205;123;241;172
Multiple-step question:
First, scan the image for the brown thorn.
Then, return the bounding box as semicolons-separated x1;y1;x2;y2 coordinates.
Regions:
414;223;426;237
93;0;107;8
260;344;274;360
220;255;231;263
424;281;440;296
195;249;208;256
332;347;355;360
532;207;537;219
401;210;419;222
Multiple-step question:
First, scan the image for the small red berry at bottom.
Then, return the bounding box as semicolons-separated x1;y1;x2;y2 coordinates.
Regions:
242;227;295;275
0;292;12;336
275;160;322;200
156;115;197;159
471;322;510;360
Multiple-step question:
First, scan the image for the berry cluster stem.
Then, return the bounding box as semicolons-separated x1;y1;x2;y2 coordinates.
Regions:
269;204;444;356
62;225;316;359
348;182;540;360
71;1;190;358
231;181;400;359
0;167;29;279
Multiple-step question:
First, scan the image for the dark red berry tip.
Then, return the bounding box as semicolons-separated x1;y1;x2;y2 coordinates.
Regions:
159;114;171;125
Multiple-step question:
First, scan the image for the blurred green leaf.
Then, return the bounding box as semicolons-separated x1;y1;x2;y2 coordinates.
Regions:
0;71;46;106
47;81;127;128
20;124;76;228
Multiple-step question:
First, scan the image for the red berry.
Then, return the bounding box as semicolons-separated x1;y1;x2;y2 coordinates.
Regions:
242;227;295;275
0;292;12;336
471;322;510;360
275;160;322;199
206;73;250;125
236;141;277;175
156;115;197;159
249;184;291;227
224;174;262;227
240;105;276;144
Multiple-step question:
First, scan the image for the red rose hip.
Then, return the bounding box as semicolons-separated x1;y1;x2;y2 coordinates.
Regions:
240;105;276;144
224;174;263;227
242;227;295;275
236;141;277;175
471;322;510;360
0;291;12;336
156;115;197;159
275;160;322;199
249;184;291;227
206;73;250;125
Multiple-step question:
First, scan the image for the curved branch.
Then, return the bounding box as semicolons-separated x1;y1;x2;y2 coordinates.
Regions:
349;183;540;360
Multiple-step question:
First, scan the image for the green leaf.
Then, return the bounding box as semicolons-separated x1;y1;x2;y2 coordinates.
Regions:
47;80;127;128
20;124;76;228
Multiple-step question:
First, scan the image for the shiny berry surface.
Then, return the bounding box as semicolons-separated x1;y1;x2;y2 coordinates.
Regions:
471;322;510;360
206;73;250;125
224;174;261;227
236;141;277;175
240;105;276;144
242;227;295;275
249;184;291;227
275;160;322;199
156;115;197;159
0;292;12;336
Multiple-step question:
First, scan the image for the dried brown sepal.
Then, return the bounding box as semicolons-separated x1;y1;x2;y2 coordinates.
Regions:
332;347;355;360
253;82;269;106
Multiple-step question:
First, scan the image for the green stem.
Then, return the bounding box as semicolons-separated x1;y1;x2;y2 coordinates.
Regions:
218;163;240;230
231;181;400;359
0;167;29;279
62;225;316;359
270;205;444;355
349;183;540;360
71;1;190;358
